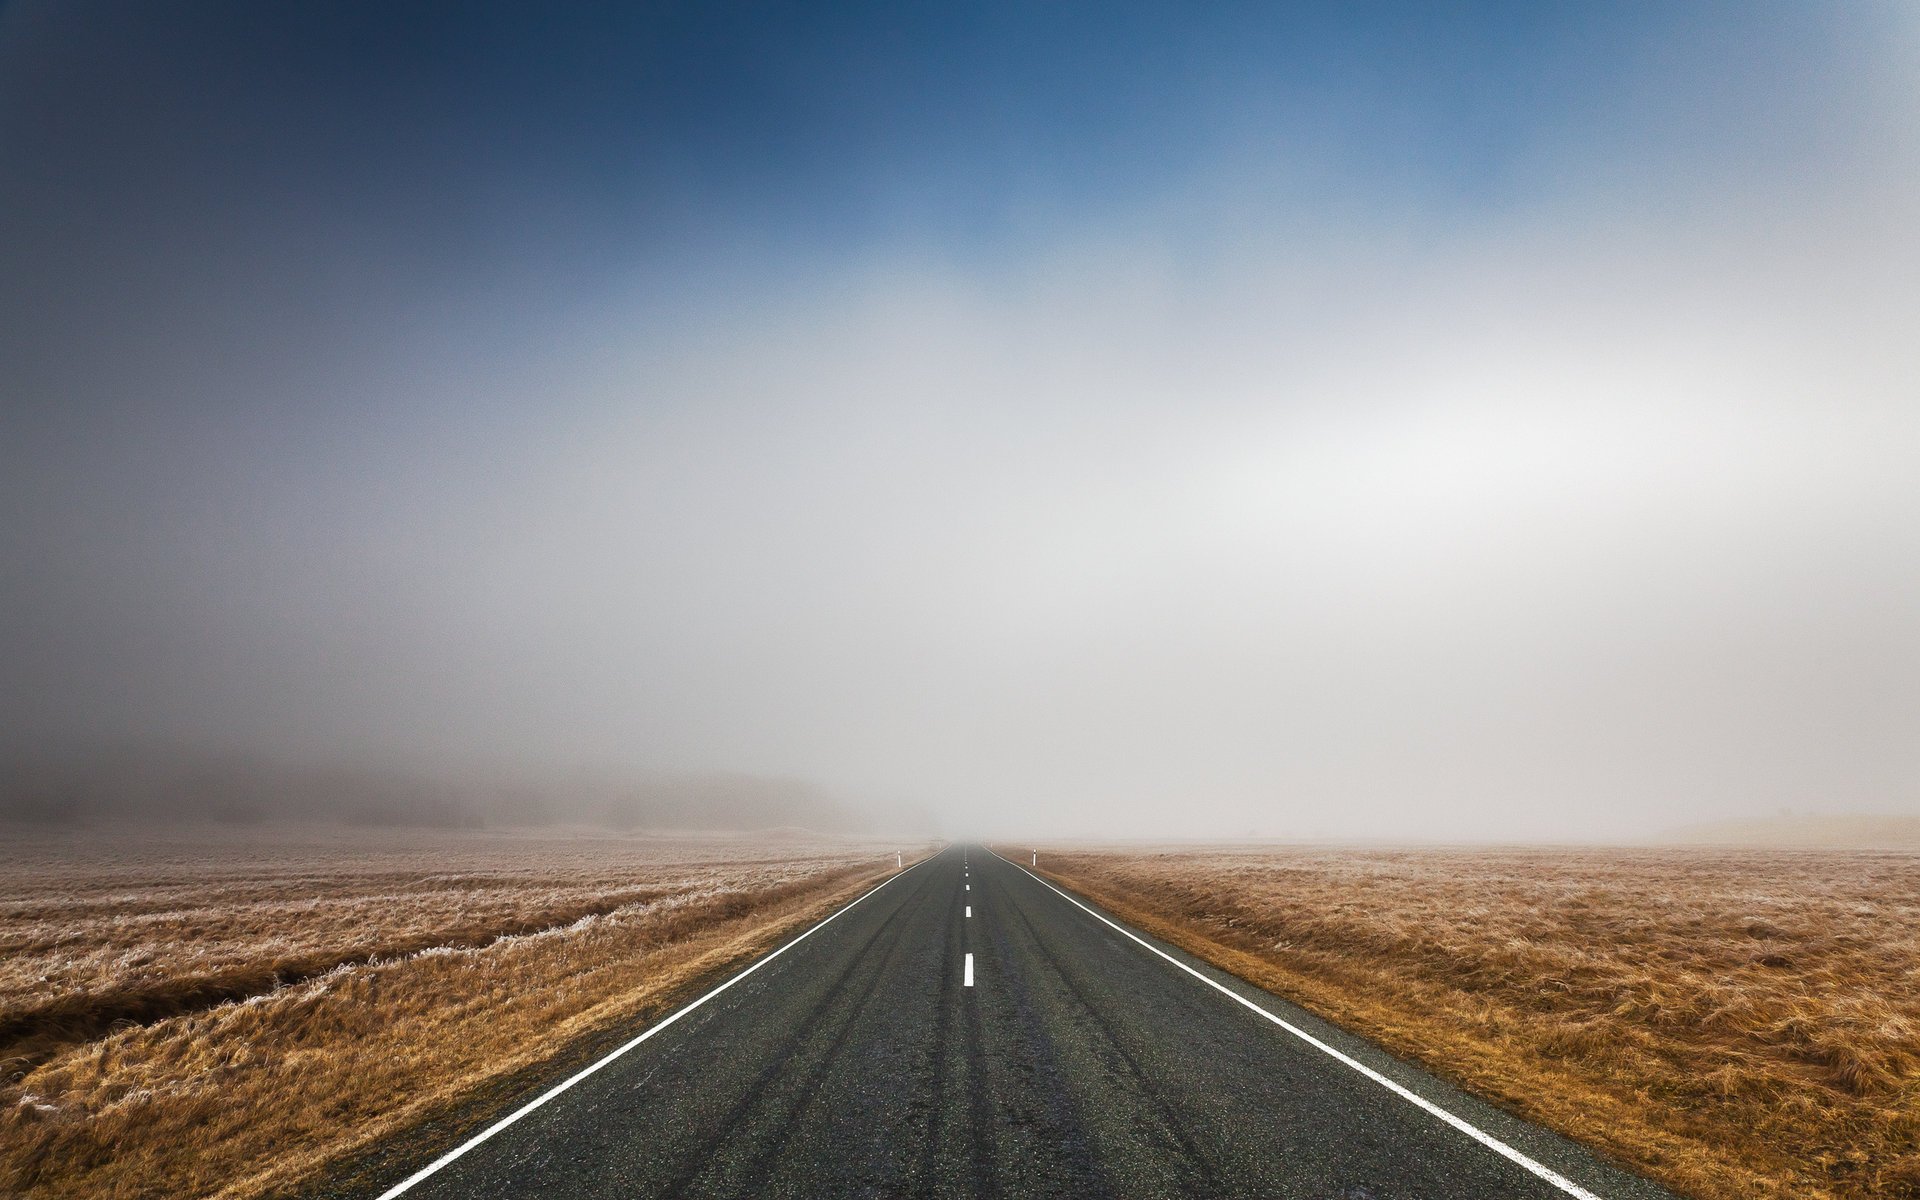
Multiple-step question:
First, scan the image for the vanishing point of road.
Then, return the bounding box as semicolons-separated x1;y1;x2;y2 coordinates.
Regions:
353;845;1679;1200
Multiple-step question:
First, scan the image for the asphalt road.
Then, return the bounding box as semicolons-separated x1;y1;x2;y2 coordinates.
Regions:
360;845;1680;1200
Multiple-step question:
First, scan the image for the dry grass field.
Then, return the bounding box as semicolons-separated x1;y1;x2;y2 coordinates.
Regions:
1032;844;1920;1200
0;827;906;1199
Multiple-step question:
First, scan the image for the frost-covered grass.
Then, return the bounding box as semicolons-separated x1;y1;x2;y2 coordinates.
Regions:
1;828;898;1199
1032;844;1920;1200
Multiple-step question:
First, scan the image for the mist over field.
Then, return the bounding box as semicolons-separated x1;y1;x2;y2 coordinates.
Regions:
0;749;867;832
2;2;1916;841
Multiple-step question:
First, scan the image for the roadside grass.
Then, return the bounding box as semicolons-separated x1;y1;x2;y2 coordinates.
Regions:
0;829;904;1199
1029;845;1920;1200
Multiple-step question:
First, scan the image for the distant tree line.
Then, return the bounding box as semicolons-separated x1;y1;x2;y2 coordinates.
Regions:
0;750;859;832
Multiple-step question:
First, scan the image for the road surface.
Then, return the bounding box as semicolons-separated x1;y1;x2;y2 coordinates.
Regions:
354;845;1678;1199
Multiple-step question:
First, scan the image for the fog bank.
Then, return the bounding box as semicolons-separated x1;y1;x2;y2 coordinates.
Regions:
2;3;1914;842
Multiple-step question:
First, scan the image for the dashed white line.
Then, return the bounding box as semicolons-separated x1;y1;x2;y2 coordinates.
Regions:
369;855;927;1199
992;850;1606;1200
966;905;972;918
964;952;975;987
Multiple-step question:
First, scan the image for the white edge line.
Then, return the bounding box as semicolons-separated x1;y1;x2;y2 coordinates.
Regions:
989;849;1605;1200
372;854;930;1199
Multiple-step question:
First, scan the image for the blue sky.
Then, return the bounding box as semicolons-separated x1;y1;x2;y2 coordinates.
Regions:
4;2;1858;291
1;2;1914;837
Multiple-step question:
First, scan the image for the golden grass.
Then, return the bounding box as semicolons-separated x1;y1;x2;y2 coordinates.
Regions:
1030;844;1920;1200
1;827;907;1199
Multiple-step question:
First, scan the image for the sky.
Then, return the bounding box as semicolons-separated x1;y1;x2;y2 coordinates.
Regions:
2;1;1916;840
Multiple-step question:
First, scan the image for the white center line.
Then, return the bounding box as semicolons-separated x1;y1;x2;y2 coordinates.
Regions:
965;883;970;891
991;849;1607;1200
965;905;972;917
963;952;975;987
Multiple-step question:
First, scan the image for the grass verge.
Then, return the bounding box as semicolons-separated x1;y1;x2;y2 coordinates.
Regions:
1028;845;1920;1200
1;830;909;1199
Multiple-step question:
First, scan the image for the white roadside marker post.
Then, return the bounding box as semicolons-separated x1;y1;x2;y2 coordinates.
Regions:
897;852;903;869
1032;851;1037;867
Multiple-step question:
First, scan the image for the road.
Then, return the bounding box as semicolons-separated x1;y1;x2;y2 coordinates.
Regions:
358;845;1679;1200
